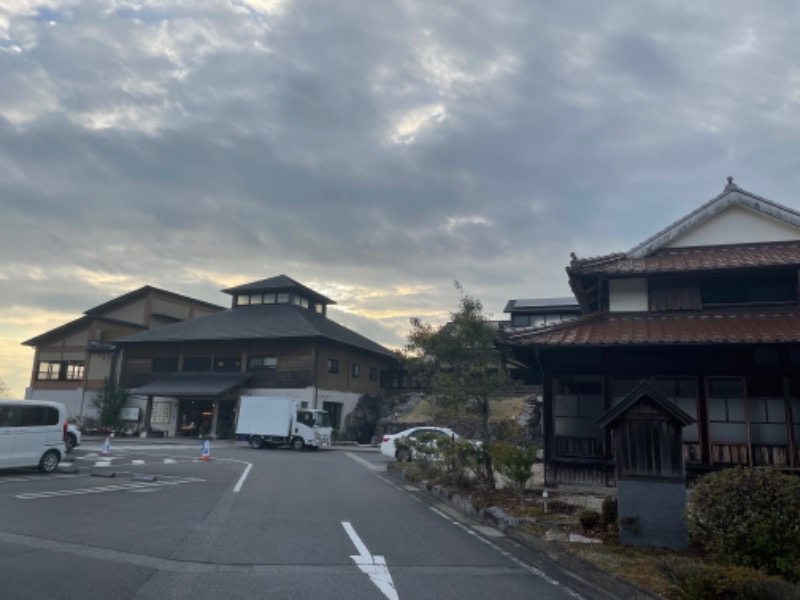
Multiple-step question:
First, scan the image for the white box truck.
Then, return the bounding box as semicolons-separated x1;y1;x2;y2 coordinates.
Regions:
236;397;333;450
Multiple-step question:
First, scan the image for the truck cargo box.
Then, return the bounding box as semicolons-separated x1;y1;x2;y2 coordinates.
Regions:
236;397;297;437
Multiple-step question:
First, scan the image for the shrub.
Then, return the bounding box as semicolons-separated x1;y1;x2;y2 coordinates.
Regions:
663;563;800;600
685;467;800;581
488;441;538;507
578;509;600;531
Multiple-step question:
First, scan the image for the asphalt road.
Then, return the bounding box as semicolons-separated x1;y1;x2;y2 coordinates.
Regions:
0;440;613;599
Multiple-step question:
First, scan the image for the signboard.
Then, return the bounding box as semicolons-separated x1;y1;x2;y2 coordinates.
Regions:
120;407;141;422
152;402;171;424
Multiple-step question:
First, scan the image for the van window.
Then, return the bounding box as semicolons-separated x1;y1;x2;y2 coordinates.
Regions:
0;406;17;427
20;406;59;427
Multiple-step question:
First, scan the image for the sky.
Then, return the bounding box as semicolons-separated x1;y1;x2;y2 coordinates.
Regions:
2;1;800;397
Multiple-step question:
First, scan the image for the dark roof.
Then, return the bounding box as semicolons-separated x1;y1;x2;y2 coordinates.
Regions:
22;315;147;347
86;285;225;315
221;275;335;305
504;297;580;313
567;241;800;277
503;309;800;347
597;381;694;429
129;373;252;397
115;304;396;358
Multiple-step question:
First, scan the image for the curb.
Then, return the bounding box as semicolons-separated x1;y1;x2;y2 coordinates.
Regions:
387;467;660;600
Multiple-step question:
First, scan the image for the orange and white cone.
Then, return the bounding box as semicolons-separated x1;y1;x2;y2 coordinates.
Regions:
100;435;111;457
200;439;211;461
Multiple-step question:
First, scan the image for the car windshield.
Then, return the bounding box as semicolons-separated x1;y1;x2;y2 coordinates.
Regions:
314;411;331;428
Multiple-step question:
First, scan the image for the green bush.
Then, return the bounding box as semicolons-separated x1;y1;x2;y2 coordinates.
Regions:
578;509;600;531
488;441;538;507
663;563;799;600
685;468;800;581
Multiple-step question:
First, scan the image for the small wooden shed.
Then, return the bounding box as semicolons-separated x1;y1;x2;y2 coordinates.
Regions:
597;380;694;549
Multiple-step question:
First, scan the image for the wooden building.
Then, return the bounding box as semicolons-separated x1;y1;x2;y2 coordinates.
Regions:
504;178;800;486
22;286;224;422
114;275;399;438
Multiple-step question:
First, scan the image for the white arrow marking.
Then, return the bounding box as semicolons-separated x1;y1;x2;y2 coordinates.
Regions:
342;522;399;600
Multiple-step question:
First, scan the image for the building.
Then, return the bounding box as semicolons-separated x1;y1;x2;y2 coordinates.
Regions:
114;275;399;438
504;178;800;487
22;286;224;422
503;297;581;328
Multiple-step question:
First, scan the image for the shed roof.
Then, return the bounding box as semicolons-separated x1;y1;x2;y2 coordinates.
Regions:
597;381;694;429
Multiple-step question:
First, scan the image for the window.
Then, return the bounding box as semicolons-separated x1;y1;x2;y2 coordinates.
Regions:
314;303;325;314
213;356;242;373
263;293;276;304
327;359;339;374
553;376;604;457
153;357;179;373
248;356;277;370
352;364;360;378
369;368;378;381
183;356;211;372
747;377;787;445
21;405;59;426
236;295;250;306
701;272;796;306
707;377;746;446
654;377;699;443
277;293;290;304
249;294;263;305
36;360;84;381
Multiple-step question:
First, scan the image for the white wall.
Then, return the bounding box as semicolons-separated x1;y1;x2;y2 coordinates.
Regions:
666;205;800;248
25;387;100;423
609;278;648;312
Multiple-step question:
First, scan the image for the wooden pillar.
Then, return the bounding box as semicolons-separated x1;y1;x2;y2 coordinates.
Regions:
141;395;154;438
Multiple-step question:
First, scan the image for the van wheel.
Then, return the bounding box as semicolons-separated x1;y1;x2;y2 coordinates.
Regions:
65;434;76;453
291;437;305;451
249;436;263;450
38;450;60;473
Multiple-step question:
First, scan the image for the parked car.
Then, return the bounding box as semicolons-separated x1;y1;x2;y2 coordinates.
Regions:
0;399;67;473
65;424;81;453
380;426;460;461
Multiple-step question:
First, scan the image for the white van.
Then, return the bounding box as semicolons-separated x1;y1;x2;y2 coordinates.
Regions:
0;400;67;473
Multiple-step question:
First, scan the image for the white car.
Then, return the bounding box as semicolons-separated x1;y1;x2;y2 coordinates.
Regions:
65;424;81;453
380;426;459;462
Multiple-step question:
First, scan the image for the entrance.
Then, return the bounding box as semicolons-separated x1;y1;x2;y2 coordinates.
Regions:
178;399;214;437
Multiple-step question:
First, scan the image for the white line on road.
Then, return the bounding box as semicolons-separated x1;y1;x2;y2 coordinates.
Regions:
342;521;399;600
428;506;586;600
15;477;206;500
233;462;252;493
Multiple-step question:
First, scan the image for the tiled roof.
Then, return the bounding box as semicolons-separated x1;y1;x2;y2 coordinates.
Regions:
129;373;252;397
567;242;800;276
115;303;396;358
503;309;800;346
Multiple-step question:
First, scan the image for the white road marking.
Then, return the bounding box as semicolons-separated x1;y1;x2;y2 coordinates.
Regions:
15;477;206;500
233;462;252;493
428;507;586;599
131;460;145;465
342;521;399;600
343;452;385;472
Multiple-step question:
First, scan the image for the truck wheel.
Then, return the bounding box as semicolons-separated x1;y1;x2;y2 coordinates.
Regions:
291;437;305;451
249;436;263;449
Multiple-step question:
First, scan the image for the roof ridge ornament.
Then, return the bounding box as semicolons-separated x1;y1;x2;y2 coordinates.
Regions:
724;176;738;192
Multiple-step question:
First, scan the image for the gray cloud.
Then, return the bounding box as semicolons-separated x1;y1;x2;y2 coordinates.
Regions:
2;0;800;394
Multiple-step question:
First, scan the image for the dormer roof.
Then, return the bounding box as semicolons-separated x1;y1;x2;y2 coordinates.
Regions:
222;274;335;306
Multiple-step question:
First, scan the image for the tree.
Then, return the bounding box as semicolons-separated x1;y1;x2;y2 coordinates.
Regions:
0;379;10;398
91;378;130;429
405;282;508;490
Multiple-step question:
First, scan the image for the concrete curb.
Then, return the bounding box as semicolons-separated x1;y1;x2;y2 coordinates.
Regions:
388;468;660;600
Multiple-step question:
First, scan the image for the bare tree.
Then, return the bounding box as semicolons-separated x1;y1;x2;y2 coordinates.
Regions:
0;379;10;398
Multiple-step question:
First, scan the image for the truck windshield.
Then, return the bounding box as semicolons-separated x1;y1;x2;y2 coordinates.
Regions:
314;411;331;428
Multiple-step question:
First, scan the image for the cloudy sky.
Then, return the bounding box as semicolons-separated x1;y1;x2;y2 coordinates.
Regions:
2;1;800;396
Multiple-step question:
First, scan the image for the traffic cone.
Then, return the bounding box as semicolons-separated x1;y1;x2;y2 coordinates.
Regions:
200;439;211;461
100;435;111;457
